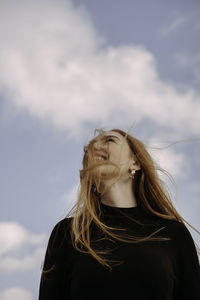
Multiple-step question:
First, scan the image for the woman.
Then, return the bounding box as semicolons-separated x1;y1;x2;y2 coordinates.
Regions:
38;128;200;300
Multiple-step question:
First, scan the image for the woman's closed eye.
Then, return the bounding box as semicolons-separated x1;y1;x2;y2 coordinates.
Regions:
106;138;115;143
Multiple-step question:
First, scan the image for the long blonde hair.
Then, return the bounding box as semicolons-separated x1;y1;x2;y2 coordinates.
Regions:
67;128;200;270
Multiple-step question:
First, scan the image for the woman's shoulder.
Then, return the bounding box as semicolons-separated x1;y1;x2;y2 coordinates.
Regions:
53;216;73;230
48;217;73;249
156;217;195;245
157;217;189;231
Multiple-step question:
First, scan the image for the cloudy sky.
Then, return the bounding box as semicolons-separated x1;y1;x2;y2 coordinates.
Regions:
0;0;200;298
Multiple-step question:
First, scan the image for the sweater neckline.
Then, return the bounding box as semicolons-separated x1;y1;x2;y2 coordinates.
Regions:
100;201;142;217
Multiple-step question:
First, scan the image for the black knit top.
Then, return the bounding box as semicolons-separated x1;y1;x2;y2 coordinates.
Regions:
38;202;200;299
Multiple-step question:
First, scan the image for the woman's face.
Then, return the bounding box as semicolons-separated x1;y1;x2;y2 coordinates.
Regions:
90;130;139;179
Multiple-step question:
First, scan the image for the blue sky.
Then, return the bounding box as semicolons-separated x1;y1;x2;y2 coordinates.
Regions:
0;0;200;299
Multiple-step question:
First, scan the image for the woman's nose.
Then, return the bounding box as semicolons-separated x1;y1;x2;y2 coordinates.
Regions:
92;140;108;158
93;139;107;151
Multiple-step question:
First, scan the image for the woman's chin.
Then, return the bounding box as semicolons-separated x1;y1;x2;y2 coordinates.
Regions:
97;165;119;178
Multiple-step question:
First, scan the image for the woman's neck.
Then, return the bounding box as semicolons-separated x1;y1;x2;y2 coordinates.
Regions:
100;178;137;208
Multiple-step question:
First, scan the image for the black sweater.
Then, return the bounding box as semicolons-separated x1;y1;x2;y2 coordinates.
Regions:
38;202;200;299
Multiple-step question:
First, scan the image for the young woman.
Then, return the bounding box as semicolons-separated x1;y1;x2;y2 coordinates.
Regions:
38;128;200;300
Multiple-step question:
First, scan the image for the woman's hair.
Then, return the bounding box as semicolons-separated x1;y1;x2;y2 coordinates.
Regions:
41;127;200;275
65;128;200;270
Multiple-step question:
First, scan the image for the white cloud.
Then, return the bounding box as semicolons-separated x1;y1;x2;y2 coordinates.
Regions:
0;222;47;273
0;222;27;256
0;222;46;255
0;287;33;300
148;142;189;180
0;0;199;141
0;247;45;273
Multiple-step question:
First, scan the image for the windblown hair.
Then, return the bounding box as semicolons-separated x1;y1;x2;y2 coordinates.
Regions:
66;128;200;270
41;127;200;274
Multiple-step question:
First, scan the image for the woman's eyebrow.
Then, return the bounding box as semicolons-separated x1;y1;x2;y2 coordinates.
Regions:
105;135;120;141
